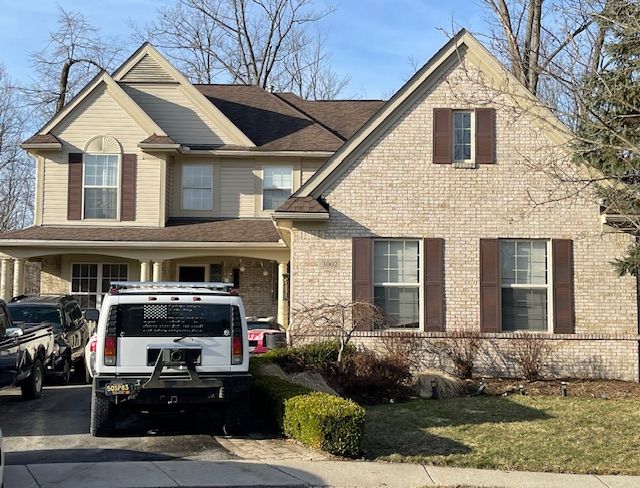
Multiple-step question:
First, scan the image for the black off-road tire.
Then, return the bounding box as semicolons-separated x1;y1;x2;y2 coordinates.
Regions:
90;390;116;437
222;395;250;436
20;359;44;400
74;356;87;381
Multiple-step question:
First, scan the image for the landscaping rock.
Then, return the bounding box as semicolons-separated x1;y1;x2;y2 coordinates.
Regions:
412;369;465;399
258;362;289;380
289;372;338;396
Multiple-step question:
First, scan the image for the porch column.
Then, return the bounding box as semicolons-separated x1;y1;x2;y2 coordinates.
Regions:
152;261;163;282
277;261;289;328
139;260;151;282
13;258;25;297
0;259;12;301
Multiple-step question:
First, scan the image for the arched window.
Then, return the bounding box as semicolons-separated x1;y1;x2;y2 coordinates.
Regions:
83;136;121;219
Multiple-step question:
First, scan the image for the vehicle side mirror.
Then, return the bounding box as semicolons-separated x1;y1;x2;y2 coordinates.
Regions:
5;327;23;338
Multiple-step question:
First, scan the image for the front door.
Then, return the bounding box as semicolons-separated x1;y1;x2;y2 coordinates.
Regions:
178;266;206;282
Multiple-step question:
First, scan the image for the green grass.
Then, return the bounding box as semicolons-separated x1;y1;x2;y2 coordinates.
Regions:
364;396;640;475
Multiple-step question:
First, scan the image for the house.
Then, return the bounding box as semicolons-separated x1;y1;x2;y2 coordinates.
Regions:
3;30;638;381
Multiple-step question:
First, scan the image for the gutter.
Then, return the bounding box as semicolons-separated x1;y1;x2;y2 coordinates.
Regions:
0;239;288;249
272;212;329;221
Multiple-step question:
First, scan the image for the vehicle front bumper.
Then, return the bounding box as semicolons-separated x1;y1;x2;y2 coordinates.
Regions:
93;373;250;405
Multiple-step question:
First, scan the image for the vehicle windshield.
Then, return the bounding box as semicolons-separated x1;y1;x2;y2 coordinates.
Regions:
9;306;63;333
116;303;232;337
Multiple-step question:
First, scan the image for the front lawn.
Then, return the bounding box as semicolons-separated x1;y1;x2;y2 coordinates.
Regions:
364;396;640;475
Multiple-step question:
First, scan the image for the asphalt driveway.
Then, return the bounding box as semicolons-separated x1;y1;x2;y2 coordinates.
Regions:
0;378;236;465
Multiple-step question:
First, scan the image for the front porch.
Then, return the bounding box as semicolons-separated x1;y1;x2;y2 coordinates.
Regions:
0;220;291;326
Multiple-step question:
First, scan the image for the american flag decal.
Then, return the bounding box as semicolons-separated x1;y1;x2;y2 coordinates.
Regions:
144;304;168;320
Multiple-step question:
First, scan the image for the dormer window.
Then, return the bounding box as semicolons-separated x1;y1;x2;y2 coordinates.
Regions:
84;154;119;219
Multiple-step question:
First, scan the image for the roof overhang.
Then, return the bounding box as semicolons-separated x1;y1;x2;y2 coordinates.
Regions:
0;239;287;249
178;147;333;158
138;143;182;152
20;142;62;151
272;212;329;221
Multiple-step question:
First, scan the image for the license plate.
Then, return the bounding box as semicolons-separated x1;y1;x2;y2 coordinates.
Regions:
105;382;132;396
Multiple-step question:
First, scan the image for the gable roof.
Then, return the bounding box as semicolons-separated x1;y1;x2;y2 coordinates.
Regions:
293;29;572;199
30;71;167;143
194;84;348;151
113;43;255;148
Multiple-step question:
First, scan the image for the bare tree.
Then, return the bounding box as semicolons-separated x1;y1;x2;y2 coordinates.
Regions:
291;300;387;363
0;65;34;230
24;7;125;118
136;0;348;99
424;329;484;379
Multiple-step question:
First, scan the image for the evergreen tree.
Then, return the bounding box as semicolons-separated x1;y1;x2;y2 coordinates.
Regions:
575;0;640;275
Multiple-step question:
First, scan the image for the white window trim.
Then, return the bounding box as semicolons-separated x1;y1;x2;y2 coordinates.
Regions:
262;165;293;211
181;164;214;211
372;238;422;331
452;110;475;166
499;239;554;333
82;153;121;221
70;262;129;308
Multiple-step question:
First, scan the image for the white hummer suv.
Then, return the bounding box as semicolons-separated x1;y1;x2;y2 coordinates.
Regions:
90;282;250;437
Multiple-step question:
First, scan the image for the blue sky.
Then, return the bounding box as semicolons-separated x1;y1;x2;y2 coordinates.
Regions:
0;0;488;99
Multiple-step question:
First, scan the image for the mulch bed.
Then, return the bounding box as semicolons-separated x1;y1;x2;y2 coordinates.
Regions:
467;378;640;399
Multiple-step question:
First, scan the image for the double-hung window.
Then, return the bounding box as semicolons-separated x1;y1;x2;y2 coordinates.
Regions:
373;240;420;328
500;240;550;331
263;166;293;211
182;165;213;211
453;111;473;162
72;263;128;309
84;154;119;219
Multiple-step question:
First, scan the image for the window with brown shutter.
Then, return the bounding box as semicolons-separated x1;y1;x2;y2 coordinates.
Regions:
433;108;453;164
480;239;501;332
352;238;373;303
475;108;496;164
121;154;137;221
552;239;575;334
67;153;83;220
424;238;445;331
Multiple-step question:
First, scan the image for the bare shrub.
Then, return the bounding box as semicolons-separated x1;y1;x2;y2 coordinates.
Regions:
412;369;466;399
511;334;554;381
424;329;483;379
377;331;424;371
291;300;387;363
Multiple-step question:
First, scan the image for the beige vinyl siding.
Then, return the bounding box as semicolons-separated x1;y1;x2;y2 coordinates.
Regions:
301;161;322;185
122;83;233;145
120;54;175;83
44;83;161;226
220;164;257;217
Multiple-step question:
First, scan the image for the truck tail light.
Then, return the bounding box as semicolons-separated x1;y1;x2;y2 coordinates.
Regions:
231;306;243;365
104;305;118;366
104;336;117;366
89;337;97;353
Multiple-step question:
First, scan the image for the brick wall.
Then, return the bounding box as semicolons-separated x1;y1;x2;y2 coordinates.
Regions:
289;54;639;380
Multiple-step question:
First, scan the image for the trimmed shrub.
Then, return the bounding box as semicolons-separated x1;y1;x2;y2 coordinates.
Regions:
333;349;413;404
284;392;365;457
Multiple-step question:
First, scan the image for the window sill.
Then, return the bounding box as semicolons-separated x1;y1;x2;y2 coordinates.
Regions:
453;160;476;169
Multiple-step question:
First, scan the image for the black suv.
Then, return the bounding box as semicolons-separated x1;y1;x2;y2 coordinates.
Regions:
8;295;90;384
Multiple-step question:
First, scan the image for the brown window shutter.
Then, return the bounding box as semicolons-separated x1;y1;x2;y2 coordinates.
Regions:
475;108;496;164
67;153;83;220
424;238;445;331
121;154;137;221
433;108;453;164
552;239;575;334
353;238;373;331
480;239;501;332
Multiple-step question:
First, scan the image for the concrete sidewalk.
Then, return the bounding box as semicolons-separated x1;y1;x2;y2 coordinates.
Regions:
5;459;639;488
